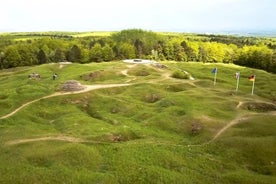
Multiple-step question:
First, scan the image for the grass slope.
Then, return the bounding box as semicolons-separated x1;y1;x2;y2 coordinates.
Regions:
0;61;275;183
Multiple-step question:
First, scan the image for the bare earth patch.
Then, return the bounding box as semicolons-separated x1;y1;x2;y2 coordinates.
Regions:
6;135;85;145
242;102;276;112
210;115;250;142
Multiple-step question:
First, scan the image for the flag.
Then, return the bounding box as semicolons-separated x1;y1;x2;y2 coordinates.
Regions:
249;75;256;95
212;67;217;86
235;72;240;80
235;72;240;92
249;75;255;82
212;67;217;74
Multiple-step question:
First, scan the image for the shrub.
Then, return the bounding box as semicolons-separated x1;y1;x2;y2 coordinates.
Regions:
143;93;161;103
171;70;190;79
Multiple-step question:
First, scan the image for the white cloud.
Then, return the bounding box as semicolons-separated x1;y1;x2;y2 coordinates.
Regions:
0;0;275;32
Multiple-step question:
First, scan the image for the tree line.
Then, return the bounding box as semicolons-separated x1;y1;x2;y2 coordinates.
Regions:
0;29;275;73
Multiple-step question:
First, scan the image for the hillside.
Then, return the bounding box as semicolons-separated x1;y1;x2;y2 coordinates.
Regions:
0;61;275;183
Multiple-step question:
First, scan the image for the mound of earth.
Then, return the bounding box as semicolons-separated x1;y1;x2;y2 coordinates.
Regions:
152;62;167;69
62;80;85;92
241;102;276;112
80;71;103;81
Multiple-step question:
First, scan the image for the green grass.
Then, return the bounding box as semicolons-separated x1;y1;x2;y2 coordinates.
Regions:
0;61;275;183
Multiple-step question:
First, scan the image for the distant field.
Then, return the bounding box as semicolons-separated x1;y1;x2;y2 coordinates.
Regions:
0;31;114;41
0;61;275;183
71;31;114;37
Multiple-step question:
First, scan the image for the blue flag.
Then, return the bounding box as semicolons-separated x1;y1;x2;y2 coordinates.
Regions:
212;67;217;74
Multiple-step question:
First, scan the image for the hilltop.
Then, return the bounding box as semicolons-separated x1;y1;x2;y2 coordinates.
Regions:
0;61;275;183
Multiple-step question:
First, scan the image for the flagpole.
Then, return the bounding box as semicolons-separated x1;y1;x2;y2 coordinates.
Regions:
235;72;240;93
251;75;255;95
214;68;217;86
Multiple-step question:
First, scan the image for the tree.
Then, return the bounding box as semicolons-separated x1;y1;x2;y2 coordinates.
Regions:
198;44;207;63
66;45;82;62
163;42;174;60
115;43;136;59
234;45;273;70
89;43;103;62
17;44;38;65
37;49;48;64
270;50;276;73
181;41;196;61
223;44;237;63
134;39;144;58
52;47;65;62
3;46;21;68
111;29;160;58
102;44;115;61
173;42;187;61
0;51;4;69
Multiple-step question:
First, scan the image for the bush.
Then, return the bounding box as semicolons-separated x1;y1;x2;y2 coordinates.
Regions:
143;93;162;103
171;70;190;79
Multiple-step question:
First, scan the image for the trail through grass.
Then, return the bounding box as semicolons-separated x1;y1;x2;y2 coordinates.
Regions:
0;61;275;183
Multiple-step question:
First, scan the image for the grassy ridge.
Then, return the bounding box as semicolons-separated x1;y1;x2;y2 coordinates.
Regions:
0;61;275;183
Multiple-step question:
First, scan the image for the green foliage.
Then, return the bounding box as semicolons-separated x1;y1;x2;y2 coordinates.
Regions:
111;29;160;58
37;49;48;64
115;42;136;59
234;45;274;72
1;30;276;73
171;70;190;79
52;47;65;63
66;45;82;62
102;44;115;61
89;43;103;62
3;45;21;68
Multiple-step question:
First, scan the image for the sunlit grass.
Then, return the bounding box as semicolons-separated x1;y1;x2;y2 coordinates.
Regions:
0;61;275;183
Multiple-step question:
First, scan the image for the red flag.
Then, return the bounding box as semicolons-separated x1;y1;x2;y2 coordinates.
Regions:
249;75;255;82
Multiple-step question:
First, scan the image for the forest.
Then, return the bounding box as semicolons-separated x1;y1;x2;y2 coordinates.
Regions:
0;29;276;73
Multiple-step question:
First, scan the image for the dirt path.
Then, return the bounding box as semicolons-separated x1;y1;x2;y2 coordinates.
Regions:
208;110;276;143
2;64;275;147
6;135;85;145
209;114;249;143
121;69;137;83
1;63;168;120
5;111;276;146
236;101;244;108
0;83;131;120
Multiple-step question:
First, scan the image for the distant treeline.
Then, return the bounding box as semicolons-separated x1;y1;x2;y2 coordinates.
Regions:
0;29;276;73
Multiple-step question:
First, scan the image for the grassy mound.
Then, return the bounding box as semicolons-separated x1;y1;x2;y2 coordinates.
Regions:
80;69;125;82
171;70;191;79
0;61;275;183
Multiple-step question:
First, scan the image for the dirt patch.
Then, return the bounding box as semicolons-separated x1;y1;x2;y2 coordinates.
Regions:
191;122;203;135
121;69;128;76
240;102;276;112
6;135;85;145
62;80;85;92
152;62;167;69
81;71;104;81
236;101;244;108
59;61;72;69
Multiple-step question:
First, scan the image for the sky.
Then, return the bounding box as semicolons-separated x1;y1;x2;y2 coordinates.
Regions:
1;0;275;33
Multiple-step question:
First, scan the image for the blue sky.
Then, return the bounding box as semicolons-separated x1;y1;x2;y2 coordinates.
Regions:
1;0;275;32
